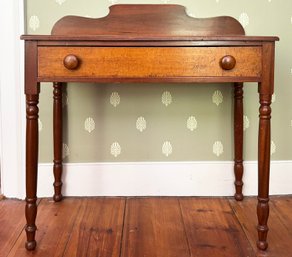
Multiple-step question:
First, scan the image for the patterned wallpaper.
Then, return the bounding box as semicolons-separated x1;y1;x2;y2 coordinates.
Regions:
26;0;292;162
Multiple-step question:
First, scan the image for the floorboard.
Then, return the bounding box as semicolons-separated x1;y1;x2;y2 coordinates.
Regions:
8;198;82;257
62;197;125;257
0;199;26;257
229;197;292;257
271;197;292;238
180;197;255;257
1;196;292;257
120;197;190;257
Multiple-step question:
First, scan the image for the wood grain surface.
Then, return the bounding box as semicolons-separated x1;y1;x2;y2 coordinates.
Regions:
8;198;82;257
121;198;190;257
230;197;292;257
0;200;26;257
38;46;262;79
180;198;255;257
63;198;125;257
1;197;292;257
51;4;245;37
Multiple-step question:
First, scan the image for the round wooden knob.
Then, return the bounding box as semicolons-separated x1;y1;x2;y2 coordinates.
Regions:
220;55;236;70
63;54;79;70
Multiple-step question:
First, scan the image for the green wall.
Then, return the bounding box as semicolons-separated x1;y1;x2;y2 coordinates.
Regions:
26;0;292;162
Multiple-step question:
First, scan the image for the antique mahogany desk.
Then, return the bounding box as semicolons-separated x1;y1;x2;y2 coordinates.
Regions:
21;4;278;251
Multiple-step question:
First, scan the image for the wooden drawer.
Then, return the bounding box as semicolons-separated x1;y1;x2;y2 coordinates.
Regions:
38;46;262;79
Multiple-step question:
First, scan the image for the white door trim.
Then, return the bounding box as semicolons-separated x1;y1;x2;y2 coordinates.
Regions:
0;0;25;198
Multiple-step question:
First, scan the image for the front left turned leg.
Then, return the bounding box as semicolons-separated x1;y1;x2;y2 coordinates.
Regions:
53;82;63;202
257;92;272;251
234;82;244;201
25;94;39;250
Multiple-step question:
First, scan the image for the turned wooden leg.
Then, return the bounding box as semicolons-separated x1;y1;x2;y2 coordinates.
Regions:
233;82;244;201
257;91;272;251
25;94;39;250
53;82;63;202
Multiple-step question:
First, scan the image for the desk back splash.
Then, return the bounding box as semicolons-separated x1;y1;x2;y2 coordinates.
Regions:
26;0;291;162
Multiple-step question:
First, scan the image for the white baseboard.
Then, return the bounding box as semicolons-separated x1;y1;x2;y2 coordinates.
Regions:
33;161;292;198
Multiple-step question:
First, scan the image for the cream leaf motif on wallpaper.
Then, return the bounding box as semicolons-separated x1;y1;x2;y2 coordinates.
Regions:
162;91;172;106
271;140;276;155
38;119;43;132
187;116;198;131
29;15;40;31
136;116;147;132
243;115;250;131
213;141;224;157
55;0;66;5
162;141;172;157
212;90;223;106
111;142;121;157
110;92;120;107
84;117;95;133
161;0;171;3
62;143;70;159
239;12;249;28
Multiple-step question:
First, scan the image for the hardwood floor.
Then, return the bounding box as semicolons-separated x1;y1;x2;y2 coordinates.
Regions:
1;196;291;257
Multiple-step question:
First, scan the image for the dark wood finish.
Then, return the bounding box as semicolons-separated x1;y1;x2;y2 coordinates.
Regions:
121;198;190;257
38;76;262;84
24;40;40;251
21;4;279;251
256;42;275;251
63;54;79;70
234;82;244;201
51;4;245;37
25;94;39;251
63;198;125;257
257;92;271;251
180;198;254;257
24;42;39;95
53;82;63;202
21;35;279;42
220;55;236;70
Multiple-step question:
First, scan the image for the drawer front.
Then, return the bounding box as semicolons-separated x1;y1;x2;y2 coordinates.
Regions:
38;46;262;79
